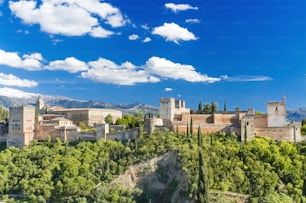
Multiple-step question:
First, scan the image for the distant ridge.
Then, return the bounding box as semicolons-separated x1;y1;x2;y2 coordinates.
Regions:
0;87;158;114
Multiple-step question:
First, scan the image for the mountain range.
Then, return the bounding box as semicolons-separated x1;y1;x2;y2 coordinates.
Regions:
0;87;159;115
0;87;304;122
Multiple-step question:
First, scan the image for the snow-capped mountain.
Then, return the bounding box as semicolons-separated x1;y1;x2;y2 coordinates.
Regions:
0;87;158;114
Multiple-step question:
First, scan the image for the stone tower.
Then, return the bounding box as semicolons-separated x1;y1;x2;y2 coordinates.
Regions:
7;106;35;148
160;98;186;125
36;95;45;111
240;116;255;143
267;100;286;127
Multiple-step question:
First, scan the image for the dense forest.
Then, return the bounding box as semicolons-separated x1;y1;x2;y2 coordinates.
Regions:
0;129;305;202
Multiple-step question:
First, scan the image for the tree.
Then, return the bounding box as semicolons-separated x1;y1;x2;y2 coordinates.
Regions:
203;103;211;114
197;126;202;147
197;149;209;203
224;100;227;113
198;102;203;114
302;119;306;126
211;102;218;114
235;106;241;112
104;114;113;125
186;122;190;138
190;117;194;136
0;106;8;121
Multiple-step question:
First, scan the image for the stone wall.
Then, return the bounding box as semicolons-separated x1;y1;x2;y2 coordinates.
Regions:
254;115;267;127
213;113;238;125
255;127;294;142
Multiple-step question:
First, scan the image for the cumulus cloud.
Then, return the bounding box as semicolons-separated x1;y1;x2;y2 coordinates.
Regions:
0;73;38;87
146;57;220;83
46;57;88;73
128;34;139;40
9;0;127;37
165;3;198;13
152;23;197;44
81;58;160;85
0;49;43;70
143;37;151;43
81;56;220;85
185;18;201;24
165;88;173;92
222;75;272;82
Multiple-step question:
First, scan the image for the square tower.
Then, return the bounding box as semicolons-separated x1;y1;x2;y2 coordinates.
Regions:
7;106;35;148
267;101;286;127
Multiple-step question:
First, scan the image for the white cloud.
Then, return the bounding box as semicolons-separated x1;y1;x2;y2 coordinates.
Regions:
152;23;197;44
0;73;38;87
222;75;272;82
185;18;201;24
165;3;198;13
128;34;139;40
81;56;220;85
145;57;220;83
141;24;149;30
9;0;127;37
142;37;151;43
165;88;173;92
0;49;43;70
47;57;88;73
81;58;160;85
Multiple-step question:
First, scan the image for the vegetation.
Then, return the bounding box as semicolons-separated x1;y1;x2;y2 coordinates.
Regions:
301;119;306;136
0;106;8;121
115;112;144;129
104;114;113;125
197;102;218;114
0;130;305;202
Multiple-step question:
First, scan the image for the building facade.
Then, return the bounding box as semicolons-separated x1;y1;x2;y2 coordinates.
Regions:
7;106;35;148
159;97;301;142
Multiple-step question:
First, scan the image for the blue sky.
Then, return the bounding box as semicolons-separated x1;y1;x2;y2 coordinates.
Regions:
0;0;306;112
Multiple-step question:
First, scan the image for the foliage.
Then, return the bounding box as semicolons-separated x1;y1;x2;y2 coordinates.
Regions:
0;130;305;202
301;125;306;136
104;114;113;125
0;106;8;121
115;112;144;129
198;102;203;114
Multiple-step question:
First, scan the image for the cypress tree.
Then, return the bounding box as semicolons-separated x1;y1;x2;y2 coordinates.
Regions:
224;100;227;113
186;122;190;138
197;125;202;147
198;102;203;114
190;117;194;136
176;124;179;136
197;149;209;203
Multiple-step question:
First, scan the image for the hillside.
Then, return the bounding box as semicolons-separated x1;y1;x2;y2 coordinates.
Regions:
0;130;305;202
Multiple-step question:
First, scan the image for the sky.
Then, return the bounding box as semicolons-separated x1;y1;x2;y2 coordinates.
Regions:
0;0;306;112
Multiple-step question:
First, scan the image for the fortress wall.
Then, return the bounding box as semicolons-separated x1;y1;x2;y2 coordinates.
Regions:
255;127;293;142
254;115;268;127
191;114;213;124
176;123;232;135
213;113;238;125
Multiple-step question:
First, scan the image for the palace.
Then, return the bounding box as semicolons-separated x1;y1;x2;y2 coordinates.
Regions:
158;97;302;142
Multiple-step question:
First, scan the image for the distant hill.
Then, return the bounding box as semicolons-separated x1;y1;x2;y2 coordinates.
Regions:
0;87;158;115
287;108;306;122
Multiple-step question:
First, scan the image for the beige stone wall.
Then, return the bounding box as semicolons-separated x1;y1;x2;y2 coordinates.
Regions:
255;127;293;142
254;115;267;127
213;113;238;125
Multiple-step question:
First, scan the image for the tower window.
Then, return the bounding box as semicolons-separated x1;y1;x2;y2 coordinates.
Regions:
275;107;278;111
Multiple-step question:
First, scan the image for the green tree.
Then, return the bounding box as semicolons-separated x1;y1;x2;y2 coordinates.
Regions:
211;102;218;113
203;103;211;114
190;117;194;136
197;126;202;147
223;100;227;113
197;149;209;203
198;102;203;114
105;114;113;125
0;106;8;121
